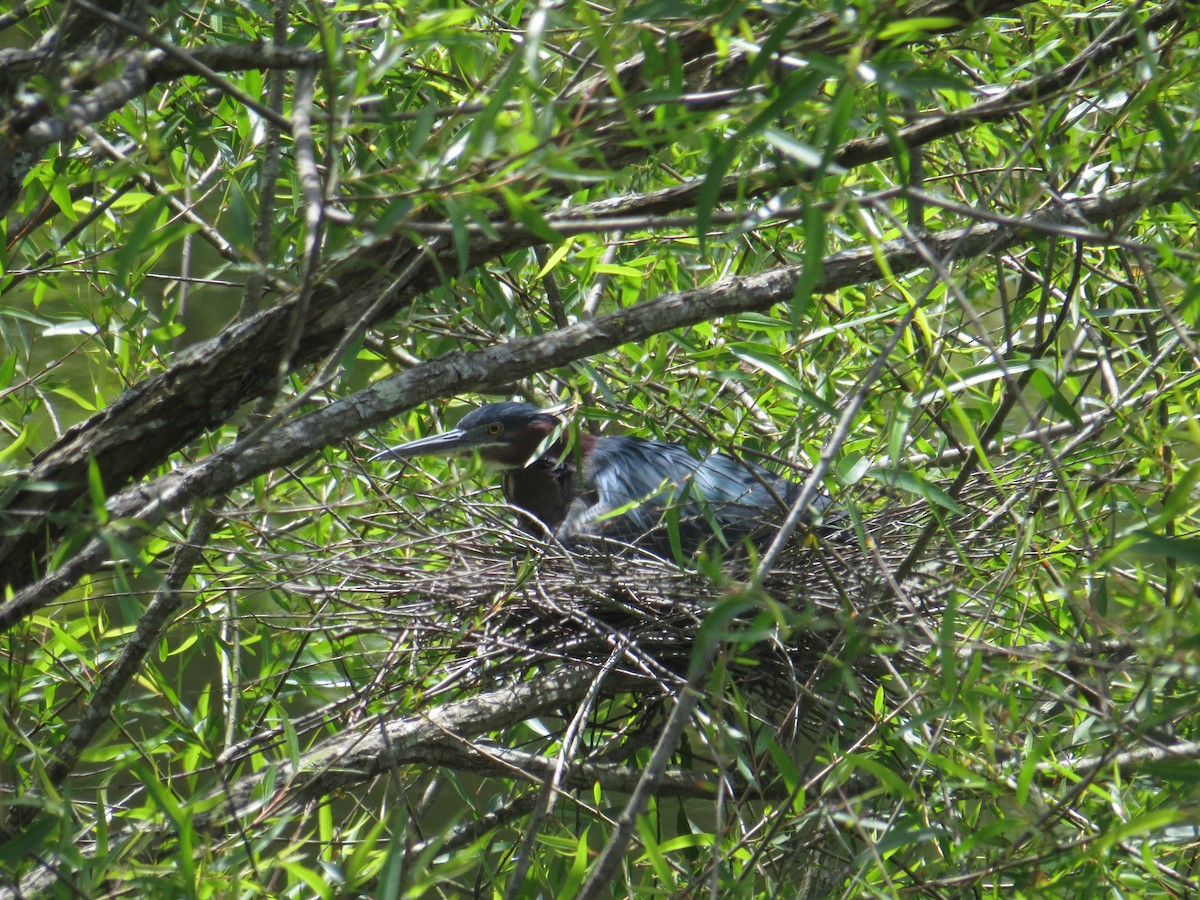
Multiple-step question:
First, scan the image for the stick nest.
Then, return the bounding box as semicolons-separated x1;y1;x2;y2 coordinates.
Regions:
260;488;969;741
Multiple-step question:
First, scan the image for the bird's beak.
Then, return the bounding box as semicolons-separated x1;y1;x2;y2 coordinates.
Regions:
371;427;472;461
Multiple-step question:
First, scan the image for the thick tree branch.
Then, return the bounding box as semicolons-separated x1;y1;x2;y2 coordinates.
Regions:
205;665;614;824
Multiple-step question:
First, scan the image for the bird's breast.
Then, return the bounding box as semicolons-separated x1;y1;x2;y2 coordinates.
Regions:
501;457;577;535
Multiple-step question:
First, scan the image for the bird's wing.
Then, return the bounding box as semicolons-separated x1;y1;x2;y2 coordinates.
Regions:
565;436;811;547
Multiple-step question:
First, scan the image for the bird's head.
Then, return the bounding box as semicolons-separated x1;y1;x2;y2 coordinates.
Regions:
372;402;565;470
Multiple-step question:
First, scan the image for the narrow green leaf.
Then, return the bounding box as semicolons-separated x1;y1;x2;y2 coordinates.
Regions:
375;809;407;900
636;815;675;886
1129;532;1200;565
866;467;966;515
562;825;590;896
912;360;1055;406
877;17;960;41
501;188;560;242
1017;733;1057;807
87;456;108;525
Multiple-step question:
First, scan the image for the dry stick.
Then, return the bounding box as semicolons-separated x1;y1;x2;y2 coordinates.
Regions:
756;281;933;578
278;64;326;372
220;5;299;753
581;238;620;317
235;64;394;447
755;206;1060;882
239;0;292;319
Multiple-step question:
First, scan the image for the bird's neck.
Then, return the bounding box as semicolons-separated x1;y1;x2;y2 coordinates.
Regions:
499;432;595;535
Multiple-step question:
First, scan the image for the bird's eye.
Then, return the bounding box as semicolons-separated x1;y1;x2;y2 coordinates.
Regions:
487;423;503;435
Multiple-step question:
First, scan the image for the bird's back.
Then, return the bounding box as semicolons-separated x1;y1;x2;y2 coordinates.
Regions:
560;435;829;554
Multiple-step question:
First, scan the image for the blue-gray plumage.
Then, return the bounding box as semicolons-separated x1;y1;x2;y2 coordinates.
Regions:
373;402;831;556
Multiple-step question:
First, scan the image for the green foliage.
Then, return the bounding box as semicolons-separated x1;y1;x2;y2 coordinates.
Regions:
3;0;1200;897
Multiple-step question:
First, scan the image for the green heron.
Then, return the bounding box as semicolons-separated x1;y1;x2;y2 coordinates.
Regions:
373;402;831;556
